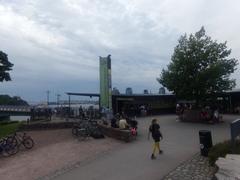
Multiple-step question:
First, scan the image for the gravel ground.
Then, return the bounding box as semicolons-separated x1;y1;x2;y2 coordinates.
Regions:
162;153;217;180
0;129;123;180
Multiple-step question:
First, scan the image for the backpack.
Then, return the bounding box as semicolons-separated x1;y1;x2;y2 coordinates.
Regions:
131;128;137;136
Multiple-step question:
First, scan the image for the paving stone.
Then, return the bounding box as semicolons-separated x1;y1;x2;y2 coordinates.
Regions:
162;153;216;180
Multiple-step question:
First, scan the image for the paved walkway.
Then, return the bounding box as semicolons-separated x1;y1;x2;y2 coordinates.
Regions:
51;114;238;180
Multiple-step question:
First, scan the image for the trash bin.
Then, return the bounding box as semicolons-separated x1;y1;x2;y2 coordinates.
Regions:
199;130;213;156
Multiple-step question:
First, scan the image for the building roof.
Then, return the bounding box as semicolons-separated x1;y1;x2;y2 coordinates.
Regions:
65;92;174;97
113;93;174;97
65;92;100;97
225;89;240;93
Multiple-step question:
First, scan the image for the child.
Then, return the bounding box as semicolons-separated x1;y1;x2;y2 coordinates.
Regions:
148;119;163;159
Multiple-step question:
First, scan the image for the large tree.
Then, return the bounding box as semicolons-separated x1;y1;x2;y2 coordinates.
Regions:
0;95;29;106
157;27;238;105
0;51;14;82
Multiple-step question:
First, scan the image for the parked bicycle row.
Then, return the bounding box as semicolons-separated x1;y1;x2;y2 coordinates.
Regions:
72;118;104;141
0;132;34;157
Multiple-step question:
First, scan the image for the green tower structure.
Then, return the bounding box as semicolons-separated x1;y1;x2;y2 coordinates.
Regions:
99;55;112;110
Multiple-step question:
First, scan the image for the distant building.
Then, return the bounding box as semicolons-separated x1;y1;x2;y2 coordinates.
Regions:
112;87;120;95
143;89;149;94
159;87;166;94
126;87;133;95
112;94;176;115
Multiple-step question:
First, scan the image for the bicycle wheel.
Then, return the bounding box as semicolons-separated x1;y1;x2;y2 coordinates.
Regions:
72;127;78;136
6;136;18;147
3;143;19;156
77;129;88;141
0;142;9;157
23;137;34;149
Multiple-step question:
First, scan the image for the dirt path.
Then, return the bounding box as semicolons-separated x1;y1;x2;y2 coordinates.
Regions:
0;129;123;180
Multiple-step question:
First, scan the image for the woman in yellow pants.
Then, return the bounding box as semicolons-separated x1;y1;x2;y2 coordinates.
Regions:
148;119;163;159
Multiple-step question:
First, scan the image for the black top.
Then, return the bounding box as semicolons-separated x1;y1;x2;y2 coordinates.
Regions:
149;124;162;139
111;118;118;128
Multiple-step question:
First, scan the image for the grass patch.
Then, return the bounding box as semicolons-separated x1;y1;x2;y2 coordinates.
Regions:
0;120;19;125
0;122;22;139
208;140;240;166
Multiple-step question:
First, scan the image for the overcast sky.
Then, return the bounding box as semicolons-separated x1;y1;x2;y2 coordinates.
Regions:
0;0;240;103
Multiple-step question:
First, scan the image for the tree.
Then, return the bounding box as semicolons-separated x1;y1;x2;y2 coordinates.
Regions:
0;95;29;106
157;27;238;105
0;51;14;82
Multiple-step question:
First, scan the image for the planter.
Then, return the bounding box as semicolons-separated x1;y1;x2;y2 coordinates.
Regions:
98;124;134;142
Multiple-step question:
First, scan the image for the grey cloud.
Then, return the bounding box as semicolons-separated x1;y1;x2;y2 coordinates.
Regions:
0;0;239;102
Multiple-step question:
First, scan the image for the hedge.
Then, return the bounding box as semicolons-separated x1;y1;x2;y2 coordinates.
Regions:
208;140;240;166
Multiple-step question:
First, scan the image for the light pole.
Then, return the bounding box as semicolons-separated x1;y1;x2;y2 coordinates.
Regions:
56;94;61;108
46;90;50;106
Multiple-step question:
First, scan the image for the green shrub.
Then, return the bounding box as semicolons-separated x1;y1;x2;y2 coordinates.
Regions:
0;120;19;125
208;140;240;166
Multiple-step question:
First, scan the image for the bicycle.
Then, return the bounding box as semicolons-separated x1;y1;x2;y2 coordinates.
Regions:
8;132;34;150
72;119;101;140
72;118;90;136
0;137;18;156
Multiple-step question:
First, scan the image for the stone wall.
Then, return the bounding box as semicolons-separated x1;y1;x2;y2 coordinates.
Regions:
180;109;201;122
19;122;74;131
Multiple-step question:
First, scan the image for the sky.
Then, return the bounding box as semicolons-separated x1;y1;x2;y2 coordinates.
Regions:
0;0;240;103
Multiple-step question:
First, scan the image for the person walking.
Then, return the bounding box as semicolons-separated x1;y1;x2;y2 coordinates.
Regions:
148;119;163;159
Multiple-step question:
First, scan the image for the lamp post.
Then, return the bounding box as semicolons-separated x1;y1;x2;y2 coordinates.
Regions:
46;90;50;106
56;94;61;108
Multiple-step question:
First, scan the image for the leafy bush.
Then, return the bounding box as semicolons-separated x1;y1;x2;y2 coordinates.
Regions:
208;140;240;166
